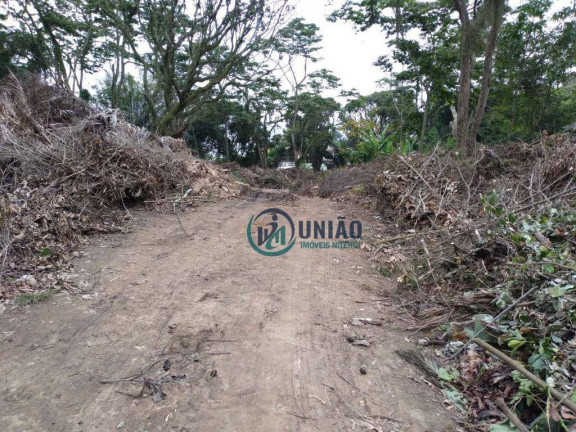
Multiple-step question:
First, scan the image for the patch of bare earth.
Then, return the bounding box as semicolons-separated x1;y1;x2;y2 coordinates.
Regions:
0;195;456;431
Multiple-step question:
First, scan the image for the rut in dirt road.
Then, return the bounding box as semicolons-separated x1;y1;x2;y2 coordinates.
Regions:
0;194;455;432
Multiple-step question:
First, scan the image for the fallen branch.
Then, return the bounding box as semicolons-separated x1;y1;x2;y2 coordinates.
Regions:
144;197;208;204
174;209;189;237
472;338;576;413
448;284;541;359
398;155;458;213
495;398;529;432
373;228;450;245
511;187;576;214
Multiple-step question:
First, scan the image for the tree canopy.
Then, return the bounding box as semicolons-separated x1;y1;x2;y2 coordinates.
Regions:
2;0;574;167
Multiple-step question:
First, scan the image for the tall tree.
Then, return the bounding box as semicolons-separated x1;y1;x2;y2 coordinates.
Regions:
98;0;139;110
285;93;340;170
483;0;576;141
454;0;506;155
7;0;111;92
272;18;339;163
0;18;50;78
240;77;288;167
100;0;289;136
331;0;458;152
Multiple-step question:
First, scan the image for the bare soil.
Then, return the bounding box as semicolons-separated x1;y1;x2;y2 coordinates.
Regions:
0;193;456;432
318;161;385;198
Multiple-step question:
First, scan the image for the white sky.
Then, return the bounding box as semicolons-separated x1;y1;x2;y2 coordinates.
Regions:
15;0;568;99
292;0;387;96
291;0;574;99
79;0;389;99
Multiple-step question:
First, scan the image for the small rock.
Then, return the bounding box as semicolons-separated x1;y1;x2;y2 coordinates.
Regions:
0;304;6;315
152;390;166;403
360;366;367;375
350;318;363;326
418;338;430;346
171;374;186;380
346;335;371;347
210;369;217;377
351;339;371;347
117;421;125;429
163;359;171;371
15;275;33;286
81;294;94;300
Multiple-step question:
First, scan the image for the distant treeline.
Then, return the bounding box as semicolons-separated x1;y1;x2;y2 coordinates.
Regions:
1;0;574;167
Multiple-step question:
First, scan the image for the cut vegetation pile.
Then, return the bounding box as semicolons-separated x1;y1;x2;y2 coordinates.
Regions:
0;76;239;305
223;162;324;196
322;137;576;430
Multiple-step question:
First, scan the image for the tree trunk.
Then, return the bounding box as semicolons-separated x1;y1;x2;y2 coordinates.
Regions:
450;106;458;137
30;1;70;90
291;89;300;163
418;85;430;152
254;125;266;168
454;0;473;156
467;4;503;153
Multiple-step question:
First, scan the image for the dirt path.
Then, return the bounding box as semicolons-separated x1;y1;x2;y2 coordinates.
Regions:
0;194;455;432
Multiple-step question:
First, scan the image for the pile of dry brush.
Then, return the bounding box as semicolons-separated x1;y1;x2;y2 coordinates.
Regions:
0;75;239;304
220;162;323;196
362;137;575;319
343;136;576;429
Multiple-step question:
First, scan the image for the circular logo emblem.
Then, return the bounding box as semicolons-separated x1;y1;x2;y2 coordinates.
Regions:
247;208;296;256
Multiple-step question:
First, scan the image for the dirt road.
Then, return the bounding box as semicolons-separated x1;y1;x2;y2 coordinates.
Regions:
0;194;455;431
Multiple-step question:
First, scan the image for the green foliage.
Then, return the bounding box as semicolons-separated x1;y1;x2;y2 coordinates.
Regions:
480;190;506;219
284;92;340;170
438;367;460;382
332;0;459;149
342;89;420;141
6;0;290;134
273;18;322;59
442;388;468;413
333;0;575;150
432;192;576;428
482;0;576;142
343;122;416;164
182;97;262;165
348;127;395;163
0;27;50;78
96;73;149;126
15;290;55;306
2;0;575;163
476;194;576;418
39;248;52;257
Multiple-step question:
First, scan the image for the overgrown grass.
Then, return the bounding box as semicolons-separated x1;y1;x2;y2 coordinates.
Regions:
15;290;55;306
